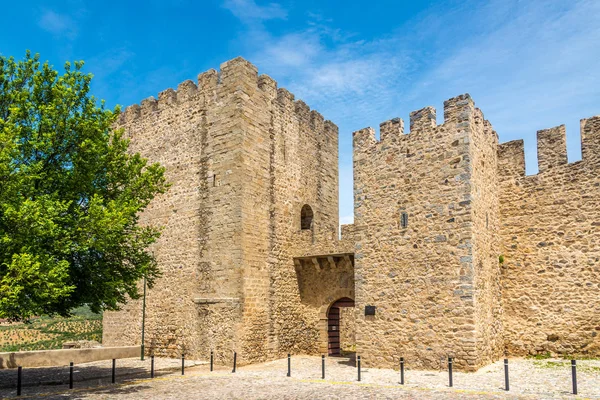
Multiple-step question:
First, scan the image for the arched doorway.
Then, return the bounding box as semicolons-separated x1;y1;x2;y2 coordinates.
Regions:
327;297;355;356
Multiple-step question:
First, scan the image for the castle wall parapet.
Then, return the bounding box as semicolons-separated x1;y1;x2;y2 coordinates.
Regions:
537;125;568;173
353;94;497;157
581;115;600;164
498;115;600;181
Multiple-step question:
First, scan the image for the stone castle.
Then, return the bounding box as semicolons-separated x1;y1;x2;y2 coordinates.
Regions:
103;57;600;371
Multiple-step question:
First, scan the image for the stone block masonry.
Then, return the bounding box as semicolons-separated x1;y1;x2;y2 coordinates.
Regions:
103;57;345;366
352;94;599;371
499;116;600;358
103;56;600;372
352;95;503;371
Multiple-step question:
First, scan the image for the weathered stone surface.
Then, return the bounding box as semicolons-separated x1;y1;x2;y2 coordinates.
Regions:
352;95;503;371
103;57;600;372
104;56;346;366
499;117;600;358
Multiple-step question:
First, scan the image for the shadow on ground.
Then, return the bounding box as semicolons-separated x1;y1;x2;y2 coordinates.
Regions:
0;363;173;399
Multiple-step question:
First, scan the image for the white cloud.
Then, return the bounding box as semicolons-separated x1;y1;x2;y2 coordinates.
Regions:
222;0;287;23
222;0;600;217
409;0;600;170
38;10;78;39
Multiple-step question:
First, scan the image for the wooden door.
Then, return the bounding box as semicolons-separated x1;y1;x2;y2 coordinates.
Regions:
327;306;340;356
327;297;355;356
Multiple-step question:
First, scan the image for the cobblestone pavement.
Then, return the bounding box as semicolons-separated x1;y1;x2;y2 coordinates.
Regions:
1;356;598;399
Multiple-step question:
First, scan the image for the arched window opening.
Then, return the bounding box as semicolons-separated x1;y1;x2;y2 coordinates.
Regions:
301;204;314;230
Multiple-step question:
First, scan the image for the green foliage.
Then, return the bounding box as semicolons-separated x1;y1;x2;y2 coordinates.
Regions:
0;306;102;352
533;359;600;372
0;51;168;321
528;352;552;360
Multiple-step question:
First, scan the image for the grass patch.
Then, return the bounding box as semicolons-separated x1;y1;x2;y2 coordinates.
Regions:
527;352;552;360
0;306;102;352
528;352;600;362
533;360;568;369
533;360;600;373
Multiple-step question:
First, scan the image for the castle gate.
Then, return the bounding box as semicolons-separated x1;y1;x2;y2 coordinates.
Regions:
293;253;355;355
326;297;355;356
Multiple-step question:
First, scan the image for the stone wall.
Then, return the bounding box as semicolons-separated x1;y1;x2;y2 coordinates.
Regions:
498;116;600;357
102;55;599;371
339;306;356;353
466;99;504;367
103;57;348;365
265;83;352;358
352;94;503;371
103;69;221;359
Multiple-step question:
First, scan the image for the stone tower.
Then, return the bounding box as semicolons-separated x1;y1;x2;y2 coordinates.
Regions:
103;57;352;364
352;95;503;371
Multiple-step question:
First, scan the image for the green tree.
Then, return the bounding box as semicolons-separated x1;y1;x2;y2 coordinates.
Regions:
0;51;168;321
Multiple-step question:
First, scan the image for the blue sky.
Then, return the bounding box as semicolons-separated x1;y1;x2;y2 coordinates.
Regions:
1;0;599;224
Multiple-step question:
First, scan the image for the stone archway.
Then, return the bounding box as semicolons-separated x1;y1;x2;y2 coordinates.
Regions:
316;288;355;356
326;297;355;356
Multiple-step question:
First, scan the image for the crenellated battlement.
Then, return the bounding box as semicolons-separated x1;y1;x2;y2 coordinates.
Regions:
537;125;567;173
353;93;488;153
581;115;600;164
117;57;334;133
497;140;525;179
379;118;404;142
498;114;600;180
409;106;436;132
271;88;332;135
158;88;177;107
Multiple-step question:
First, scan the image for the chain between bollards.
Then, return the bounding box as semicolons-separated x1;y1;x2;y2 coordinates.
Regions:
448;357;453;387
321;355;325;379
17;366;22;397
210;351;214;372
112;359;116;384
357;355;361;382
232;352;237;373
69;362;74;389
400;357;405;385
287;354;291;377
151;355;155;378
571;359;577;395
504;359;509;391
182;354;185;376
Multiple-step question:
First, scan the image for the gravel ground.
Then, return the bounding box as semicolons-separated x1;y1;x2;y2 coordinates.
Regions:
0;355;598;399
0;357;202;398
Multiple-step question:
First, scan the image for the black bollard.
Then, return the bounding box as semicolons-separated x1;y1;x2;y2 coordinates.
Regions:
232;352;237;373
151;355;155;378
182;354;185;376
210;351;214;372
400;357;405;385
357;355;361;382
112;359;116;384
504;359;509;391
322;355;325;379
17;366;22;396
69;362;74;389
572;360;577;395
287;354;291;377
448;357;453;387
